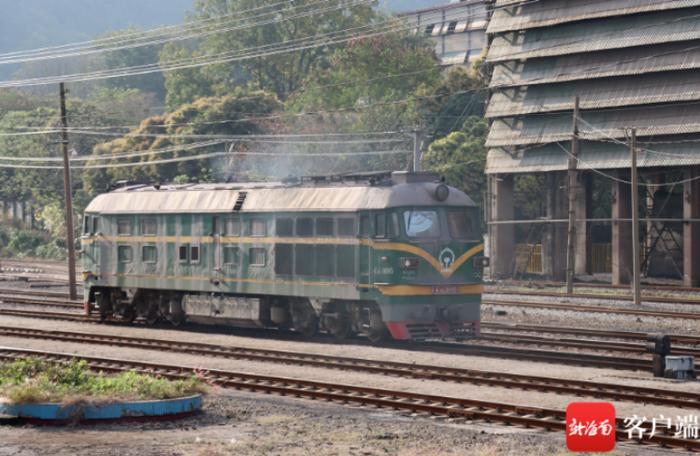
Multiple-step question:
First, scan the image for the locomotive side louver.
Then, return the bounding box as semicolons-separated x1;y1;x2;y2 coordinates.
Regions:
233;191;247;211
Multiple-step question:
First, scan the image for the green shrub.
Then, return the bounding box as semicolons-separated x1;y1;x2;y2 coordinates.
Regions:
0;358;207;404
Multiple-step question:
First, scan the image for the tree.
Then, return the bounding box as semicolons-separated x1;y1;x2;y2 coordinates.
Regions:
422;116;488;213
161;43;213;110
415;66;487;141
83;90;282;193
188;0;379;99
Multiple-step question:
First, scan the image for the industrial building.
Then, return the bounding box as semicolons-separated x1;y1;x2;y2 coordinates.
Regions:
399;0;488;67
484;0;700;286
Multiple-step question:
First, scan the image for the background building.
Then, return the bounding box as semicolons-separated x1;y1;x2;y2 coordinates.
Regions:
399;0;488;67
484;0;700;286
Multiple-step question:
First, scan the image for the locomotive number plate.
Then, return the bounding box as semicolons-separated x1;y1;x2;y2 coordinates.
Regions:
431;285;459;295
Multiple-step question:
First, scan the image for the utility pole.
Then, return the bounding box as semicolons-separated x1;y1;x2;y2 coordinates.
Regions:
412;129;422;172
629;128;641;305
565;96;580;294
60;82;77;300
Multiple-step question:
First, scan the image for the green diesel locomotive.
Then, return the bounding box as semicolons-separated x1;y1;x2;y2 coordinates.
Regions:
81;171;486;342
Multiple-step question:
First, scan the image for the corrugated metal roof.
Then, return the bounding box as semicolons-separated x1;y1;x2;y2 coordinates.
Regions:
485;103;700;147
489;41;700;88
85;182;475;214
487;7;700;62
488;0;700;34
486;70;700;118
486;140;700;174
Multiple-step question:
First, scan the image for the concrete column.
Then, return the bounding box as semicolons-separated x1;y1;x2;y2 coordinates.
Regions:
575;172;592;275
684;166;700;287
542;172;567;280
613;170;632;285
491;174;514;279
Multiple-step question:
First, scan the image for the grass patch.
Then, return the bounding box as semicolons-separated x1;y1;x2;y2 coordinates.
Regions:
0;357;207;404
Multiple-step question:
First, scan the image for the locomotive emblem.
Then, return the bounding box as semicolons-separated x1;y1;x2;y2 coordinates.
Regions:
438;248;456;271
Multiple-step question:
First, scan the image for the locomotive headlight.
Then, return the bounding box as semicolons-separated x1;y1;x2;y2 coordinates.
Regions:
472;257;490;270
434;184;450;202
401;257;419;270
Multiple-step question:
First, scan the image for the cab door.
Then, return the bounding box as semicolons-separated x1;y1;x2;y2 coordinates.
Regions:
358;213;371;286
212;216;222;282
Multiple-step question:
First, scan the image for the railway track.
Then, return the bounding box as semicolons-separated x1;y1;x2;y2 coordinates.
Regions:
0;347;696;452
483;298;700;321
486;288;700;306
0;307;653;371
0;324;682;407
487;280;700;294
482;321;700;347
0;288;82;309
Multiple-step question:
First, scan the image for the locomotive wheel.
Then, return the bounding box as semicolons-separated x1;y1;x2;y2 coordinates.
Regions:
366;312;388;344
366;326;388;344
120;306;136;323
328;316;352;341
145;310;160;326
296;314;318;338
168;313;185;327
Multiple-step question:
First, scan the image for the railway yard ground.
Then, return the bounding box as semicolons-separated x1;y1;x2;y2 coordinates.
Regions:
1;260;700;455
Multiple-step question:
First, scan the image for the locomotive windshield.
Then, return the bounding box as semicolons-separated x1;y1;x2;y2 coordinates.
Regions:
403;210;441;238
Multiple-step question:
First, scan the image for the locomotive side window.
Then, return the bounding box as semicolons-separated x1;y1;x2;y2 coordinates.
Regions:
83;216;91;234
374;213;386;238
314;245;335;277
249;247;267;266
178;245;189;262
336;245;355;279
142;245;157;263
251;219;266;237
388;213;399;238
92;216;99;234
141;218;157;236
117;218;132;235
316;217;334;236
276;218;293;236
190;245;200;263
274;244;293;275
359;215;371;237
296;217;313;237
117;245;132;263
403;210;441;238
295;244;313;275
337;217;355;237
224;217;241;236
223;246;239;265
447;209;478;239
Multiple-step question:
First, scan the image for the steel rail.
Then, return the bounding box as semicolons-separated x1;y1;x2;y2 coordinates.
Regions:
0;347;696;451
482;321;700;347
483;299;700;320
486;280;700;294
0;325;687;407
486;288;700;306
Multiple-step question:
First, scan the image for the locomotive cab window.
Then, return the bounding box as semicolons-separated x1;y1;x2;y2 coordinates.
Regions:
83;216;91;234
447;208;479;240
141;218;157;236
404;210;441;238
92;216;99;234
117;218;132;236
